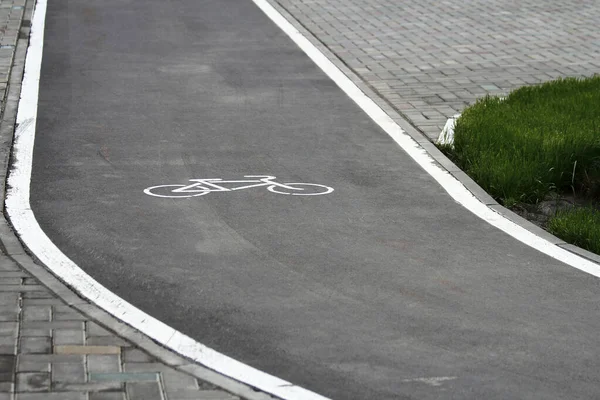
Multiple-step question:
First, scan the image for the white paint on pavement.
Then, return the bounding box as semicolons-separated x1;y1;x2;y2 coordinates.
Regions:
144;176;334;198
6;1;330;400
6;1;600;400
248;0;600;278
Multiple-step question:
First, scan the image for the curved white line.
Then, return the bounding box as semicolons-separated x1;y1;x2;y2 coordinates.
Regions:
247;0;600;278
6;0;600;399
6;1;330;400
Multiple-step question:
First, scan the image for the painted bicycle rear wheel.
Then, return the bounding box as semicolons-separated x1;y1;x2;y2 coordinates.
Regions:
143;185;210;198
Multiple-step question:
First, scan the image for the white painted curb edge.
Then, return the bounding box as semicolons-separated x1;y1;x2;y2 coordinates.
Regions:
249;0;600;279
5;1;329;400
5;0;600;400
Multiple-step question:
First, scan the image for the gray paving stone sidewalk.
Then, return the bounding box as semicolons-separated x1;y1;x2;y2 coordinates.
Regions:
271;0;600;140
0;0;25;111
0;253;244;400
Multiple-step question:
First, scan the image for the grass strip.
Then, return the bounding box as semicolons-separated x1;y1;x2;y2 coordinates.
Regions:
446;76;600;208
548;207;600;255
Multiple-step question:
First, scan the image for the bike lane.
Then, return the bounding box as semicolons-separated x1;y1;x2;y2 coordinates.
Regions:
29;0;600;399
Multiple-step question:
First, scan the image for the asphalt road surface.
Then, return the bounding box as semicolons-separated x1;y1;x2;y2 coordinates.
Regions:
31;0;600;399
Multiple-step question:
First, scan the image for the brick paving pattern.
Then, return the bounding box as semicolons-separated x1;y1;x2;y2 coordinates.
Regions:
0;255;244;400
0;0;25;113
272;0;600;140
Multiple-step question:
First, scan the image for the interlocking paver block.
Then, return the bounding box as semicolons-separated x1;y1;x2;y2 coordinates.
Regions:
0;335;16;347
22;292;54;299
122;348;154;363
0;285;46;292
16;359;50;373
19;328;50;337
126;381;164;400
86;336;129;347
0;344;16;355
162;369;198;391
0;355;15;382
23;321;83;330
0;382;13;392
19;337;50;354
23;298;66;306
18;354;85;363
21;306;50;322
194;391;240;400
0;307;19;322
86;322;112;337
125;362;199;393
22;278;38;286
53;381;123;392
52;306;87;321
53;329;84;346
0;293;19;306
51;362;85;383
16;372;50;392
86;354;120;373
89;393;126;400
16;393;86;400
90;372;158;382
54;345;120;355
0;259;20;271
0;278;23;285
169;389;240;399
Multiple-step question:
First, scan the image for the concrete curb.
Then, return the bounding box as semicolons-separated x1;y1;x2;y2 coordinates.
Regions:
267;0;600;269
0;6;276;400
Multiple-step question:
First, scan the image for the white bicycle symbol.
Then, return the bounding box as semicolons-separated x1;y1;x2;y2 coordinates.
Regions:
144;175;334;198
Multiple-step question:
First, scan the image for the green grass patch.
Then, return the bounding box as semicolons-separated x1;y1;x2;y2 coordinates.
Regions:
548;207;600;255
447;76;600;207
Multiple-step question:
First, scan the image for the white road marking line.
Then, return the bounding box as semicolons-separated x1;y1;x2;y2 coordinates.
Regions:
6;1;330;400
5;0;600;399
249;0;600;278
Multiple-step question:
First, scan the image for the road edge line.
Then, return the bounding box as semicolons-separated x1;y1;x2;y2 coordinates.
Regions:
252;0;600;278
3;0;330;400
264;0;600;266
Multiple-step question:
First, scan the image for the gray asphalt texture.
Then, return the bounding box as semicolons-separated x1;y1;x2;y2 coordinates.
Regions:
30;0;600;399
